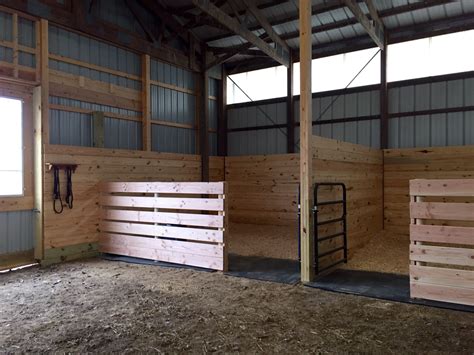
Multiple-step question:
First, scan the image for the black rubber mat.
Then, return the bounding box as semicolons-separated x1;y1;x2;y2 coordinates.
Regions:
225;254;300;285
101;254;215;272
306;269;473;313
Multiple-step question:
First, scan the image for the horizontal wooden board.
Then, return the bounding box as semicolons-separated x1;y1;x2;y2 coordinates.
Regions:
410;265;474;289
410;202;474;221
410;244;474;267
100;233;225;270
100;195;224;211
410;224;474;245
384;146;474;237
410;179;474;197
410;281;474;306
100;219;223;243
101;182;225;194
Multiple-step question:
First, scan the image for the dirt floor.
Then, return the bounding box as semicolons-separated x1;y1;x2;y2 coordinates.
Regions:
1;259;473;353
343;232;410;275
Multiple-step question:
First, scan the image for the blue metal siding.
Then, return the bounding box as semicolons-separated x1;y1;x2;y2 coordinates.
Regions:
0;46;13;63
150;58;195;91
0;11;12;41
49;109;93;147
104;117;142;150
0;211;34;255
18;17;35;48
150;85;196;126
48;25;141;89
151;125;196;154
388;76;474;148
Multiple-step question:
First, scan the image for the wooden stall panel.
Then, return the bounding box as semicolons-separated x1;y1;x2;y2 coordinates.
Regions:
384;146;474;237
409;179;474;306
99;181;227;271
42;145;204;265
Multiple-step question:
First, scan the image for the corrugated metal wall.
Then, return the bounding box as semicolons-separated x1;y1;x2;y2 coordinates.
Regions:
388;76;474;148
227;101;288;155
0;211;34;255
227;72;474;155
48;25;141;90
150;58;197;154
0;11;36;68
49;97;142;150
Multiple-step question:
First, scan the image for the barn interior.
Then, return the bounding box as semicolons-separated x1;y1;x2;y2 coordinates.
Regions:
0;0;473;352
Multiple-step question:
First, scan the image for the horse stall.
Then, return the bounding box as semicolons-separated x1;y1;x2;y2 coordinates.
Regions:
221;135;384;283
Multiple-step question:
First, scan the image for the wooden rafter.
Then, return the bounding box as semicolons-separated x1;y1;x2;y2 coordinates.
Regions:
125;0;157;43
343;0;384;49
241;0;290;53
192;0;290;67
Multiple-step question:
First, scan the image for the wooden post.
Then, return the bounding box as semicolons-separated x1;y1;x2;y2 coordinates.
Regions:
287;51;295;153
299;0;314;282
200;50;210;182
92;111;105;148
142;54;151;151
218;65;227;156
34;19;49;261
12;13;18;78
380;33;388;149
40;19;49;144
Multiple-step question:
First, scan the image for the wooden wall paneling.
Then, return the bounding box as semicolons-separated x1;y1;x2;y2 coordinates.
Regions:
384;146;474;237
409;178;474;306
99;181;227;271
41;145;204;261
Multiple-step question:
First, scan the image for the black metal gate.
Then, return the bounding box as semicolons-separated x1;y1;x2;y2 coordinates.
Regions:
314;183;347;275
297;183;348;276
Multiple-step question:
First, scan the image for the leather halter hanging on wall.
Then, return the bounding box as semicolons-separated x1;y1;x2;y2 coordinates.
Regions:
48;164;77;214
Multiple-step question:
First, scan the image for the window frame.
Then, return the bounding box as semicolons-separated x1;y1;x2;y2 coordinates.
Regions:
0;86;33;212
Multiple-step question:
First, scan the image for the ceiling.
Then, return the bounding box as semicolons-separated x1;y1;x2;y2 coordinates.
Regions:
157;0;474;73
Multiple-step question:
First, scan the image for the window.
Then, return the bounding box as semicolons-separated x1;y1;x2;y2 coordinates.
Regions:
388;30;474;82
0;97;23;196
227;47;380;104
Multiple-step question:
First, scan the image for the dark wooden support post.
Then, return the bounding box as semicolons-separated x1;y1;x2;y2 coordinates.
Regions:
299;0;314;283
287;51;295;153
92;111;105;148
200;50;210;182
380;34;388;149
218;66;227;156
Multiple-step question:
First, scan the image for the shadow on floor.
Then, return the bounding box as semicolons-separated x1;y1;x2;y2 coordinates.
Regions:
306;269;473;313
225;254;300;285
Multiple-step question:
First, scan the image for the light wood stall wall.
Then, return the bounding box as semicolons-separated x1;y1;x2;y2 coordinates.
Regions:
41;144;224;264
99;182;228;271
384;146;474;237
409;179;474;306
225;136;383;259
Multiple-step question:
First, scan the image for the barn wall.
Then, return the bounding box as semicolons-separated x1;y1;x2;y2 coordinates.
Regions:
383;145;474;237
41;144;225;265
225;136;383;259
227;71;474;155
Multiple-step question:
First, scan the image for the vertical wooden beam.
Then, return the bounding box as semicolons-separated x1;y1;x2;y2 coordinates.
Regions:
142;54;151;151
34;19;49;261
380;34;388;149
40;19;49;144
92;111;105;148
217;65;227;156
200;50;210;182
287;51;295;153
12;13;18;78
299;0;314;282
33;86;43;261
